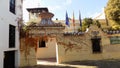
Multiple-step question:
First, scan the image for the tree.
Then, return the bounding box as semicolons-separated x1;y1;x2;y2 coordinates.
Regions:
94;20;101;28
82;18;93;28
105;0;120;25
77;18;93;32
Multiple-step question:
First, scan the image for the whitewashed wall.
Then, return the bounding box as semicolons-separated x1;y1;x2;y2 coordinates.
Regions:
0;0;22;68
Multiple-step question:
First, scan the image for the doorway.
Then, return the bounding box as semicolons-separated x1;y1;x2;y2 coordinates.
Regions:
37;37;57;64
4;51;15;68
91;37;101;53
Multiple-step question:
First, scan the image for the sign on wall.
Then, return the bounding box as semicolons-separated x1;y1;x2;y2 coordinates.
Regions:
110;36;120;44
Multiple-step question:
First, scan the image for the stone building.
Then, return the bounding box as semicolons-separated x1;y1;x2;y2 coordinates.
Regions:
20;7;65;66
20;7;120;67
0;0;23;68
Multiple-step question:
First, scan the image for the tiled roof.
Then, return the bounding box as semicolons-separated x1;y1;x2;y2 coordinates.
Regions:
27;8;48;13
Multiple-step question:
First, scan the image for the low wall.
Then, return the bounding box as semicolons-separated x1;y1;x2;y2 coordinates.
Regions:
56;25;120;63
58;45;120;63
20;48;37;67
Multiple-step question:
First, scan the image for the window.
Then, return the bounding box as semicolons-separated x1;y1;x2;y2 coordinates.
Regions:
9;24;16;48
10;0;16;14
39;39;46;48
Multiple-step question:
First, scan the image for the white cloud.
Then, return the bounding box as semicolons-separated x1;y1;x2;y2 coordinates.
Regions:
44;5;62;12
66;0;72;5
48;0;72;11
40;0;63;12
39;0;73;12
23;0;73;22
63;0;72;5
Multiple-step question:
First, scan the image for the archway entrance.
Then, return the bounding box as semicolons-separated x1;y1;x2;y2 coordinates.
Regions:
24;7;65;66
36;36;57;65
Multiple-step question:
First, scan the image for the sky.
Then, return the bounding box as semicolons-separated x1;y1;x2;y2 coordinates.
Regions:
23;0;108;22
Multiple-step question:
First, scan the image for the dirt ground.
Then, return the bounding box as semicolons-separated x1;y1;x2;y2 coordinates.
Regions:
20;59;120;68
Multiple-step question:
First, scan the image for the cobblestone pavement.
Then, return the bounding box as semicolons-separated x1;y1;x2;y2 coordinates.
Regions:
20;59;120;68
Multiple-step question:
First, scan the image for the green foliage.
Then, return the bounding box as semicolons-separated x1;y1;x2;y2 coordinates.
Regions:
105;0;120;24
77;18;93;32
94;20;101;28
112;24;120;30
78;26;87;32
106;24;120;31
82;18;93;28
20;25;29;38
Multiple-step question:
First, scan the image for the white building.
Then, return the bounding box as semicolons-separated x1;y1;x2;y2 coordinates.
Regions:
0;0;22;68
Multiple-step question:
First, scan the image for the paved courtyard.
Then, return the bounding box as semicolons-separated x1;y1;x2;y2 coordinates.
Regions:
20;59;120;68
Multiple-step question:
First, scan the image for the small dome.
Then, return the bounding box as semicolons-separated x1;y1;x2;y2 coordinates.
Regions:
39;12;54;19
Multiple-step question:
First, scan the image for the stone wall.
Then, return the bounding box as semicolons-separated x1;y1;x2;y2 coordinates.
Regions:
20;25;120;65
20;38;37;67
56;25;120;63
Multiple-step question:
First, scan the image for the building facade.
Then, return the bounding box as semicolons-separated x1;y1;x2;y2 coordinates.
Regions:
20;7;65;66
21;7;120;66
0;0;22;68
56;25;120;63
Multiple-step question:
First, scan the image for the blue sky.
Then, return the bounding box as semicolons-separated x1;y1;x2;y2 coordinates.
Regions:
23;0;108;22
